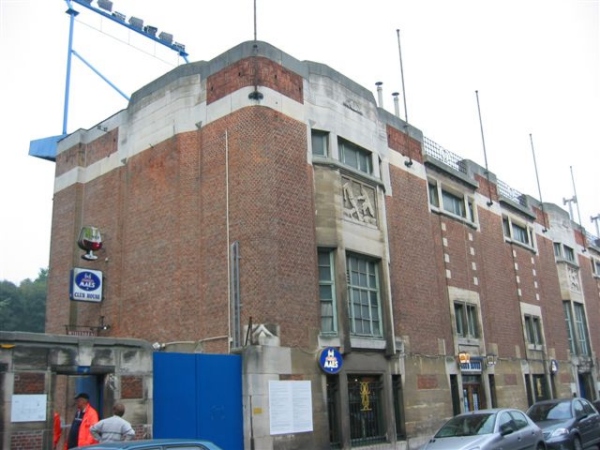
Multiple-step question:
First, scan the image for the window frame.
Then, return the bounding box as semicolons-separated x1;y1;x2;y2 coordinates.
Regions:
573;303;591;357
318;249;337;334
592;257;600;277
346;253;383;338
339;138;373;175
563;245;575;262
428;179;477;225
502;215;536;250
524;314;543;347
311;130;329;157
454;301;479;339
563;301;577;355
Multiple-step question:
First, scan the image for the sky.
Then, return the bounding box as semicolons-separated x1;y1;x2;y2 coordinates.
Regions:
0;0;598;284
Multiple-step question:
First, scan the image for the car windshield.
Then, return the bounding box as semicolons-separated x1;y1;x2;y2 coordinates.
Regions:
434;413;496;437
528;402;572;421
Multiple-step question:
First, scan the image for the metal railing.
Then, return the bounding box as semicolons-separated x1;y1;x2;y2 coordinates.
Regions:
348;376;386;446
422;136;467;175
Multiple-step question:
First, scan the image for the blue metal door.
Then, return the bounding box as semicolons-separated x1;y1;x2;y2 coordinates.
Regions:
153;353;243;450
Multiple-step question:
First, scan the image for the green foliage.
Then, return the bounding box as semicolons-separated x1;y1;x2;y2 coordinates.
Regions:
0;269;47;332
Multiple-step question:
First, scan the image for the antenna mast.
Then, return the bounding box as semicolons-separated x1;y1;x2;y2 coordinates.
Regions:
529;134;548;232
396;29;412;167
254;0;258;41
475;91;493;206
396;29;408;123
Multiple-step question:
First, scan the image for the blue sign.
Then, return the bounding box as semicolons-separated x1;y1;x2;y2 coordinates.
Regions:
70;268;103;302
319;347;343;374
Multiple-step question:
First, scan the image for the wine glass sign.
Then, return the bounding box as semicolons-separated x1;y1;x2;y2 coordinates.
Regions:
77;226;102;260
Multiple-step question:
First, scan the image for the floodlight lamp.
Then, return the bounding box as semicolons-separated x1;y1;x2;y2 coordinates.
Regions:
112;11;126;22
128;16;144;30
173;42;186;53
143;25;158;37
97;0;113;12
158;31;173;45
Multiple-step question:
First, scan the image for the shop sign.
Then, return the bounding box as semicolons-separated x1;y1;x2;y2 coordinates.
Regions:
319;347;343;374
70;268;103;302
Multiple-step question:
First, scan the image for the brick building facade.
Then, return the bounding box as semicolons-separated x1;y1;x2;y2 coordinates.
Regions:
31;40;600;449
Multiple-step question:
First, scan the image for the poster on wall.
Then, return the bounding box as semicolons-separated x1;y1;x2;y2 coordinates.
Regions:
269;380;313;435
11;394;47;422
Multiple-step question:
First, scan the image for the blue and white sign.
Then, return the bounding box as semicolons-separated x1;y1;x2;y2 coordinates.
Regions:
70;268;103;302
319;347;343;374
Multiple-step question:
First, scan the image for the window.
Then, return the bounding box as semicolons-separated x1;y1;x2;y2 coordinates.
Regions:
454;302;479;338
442;190;465;217
524;315;543;346
553;242;562;257
564;301;591;356
428;182;439;207
318;249;337;333
563;302;577;355
311;130;329;156
573;303;591;356
502;216;534;248
347;254;382;337
428;180;476;223
592;258;600;277
339;139;372;175
563;245;575;262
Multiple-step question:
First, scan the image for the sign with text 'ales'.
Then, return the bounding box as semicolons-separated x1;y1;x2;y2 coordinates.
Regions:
70;268;103;302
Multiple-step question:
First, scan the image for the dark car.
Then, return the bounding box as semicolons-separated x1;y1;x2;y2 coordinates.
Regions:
73;439;224;450
421;408;546;450
527;398;600;450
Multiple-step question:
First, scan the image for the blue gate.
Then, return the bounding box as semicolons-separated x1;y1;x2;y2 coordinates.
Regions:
153;353;243;450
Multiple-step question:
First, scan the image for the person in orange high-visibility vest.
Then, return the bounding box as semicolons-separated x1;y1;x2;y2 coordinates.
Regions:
66;393;99;449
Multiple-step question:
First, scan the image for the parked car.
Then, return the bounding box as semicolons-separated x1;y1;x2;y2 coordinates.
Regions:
421;408;546;450
526;398;600;450
73;439;224;450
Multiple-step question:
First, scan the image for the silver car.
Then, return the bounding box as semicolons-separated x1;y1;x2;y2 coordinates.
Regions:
422;408;546;450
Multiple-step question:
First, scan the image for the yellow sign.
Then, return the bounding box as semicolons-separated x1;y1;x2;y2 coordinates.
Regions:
458;352;470;364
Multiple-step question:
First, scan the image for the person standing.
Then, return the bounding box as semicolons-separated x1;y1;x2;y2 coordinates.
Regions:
66;393;99;449
90;403;135;443
53;412;62;450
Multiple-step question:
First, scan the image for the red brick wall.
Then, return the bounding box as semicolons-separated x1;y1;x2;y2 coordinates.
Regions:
207;57;303;105
387;124;422;164
200;107;318;348
386;164;452;355
476;207;525;356
10;431;44;450
14;372;45;394
121;375;143;399
47;106;319;348
535;235;569;359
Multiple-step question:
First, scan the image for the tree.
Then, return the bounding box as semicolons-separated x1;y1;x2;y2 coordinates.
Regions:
0;269;47;332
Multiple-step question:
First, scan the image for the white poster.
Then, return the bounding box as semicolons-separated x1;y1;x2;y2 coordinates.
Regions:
269;380;313;435
11;394;47;422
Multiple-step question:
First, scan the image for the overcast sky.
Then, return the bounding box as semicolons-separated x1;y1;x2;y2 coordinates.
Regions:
1;0;598;284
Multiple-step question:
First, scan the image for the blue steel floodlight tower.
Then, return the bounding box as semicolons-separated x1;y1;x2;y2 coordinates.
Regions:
29;0;189;161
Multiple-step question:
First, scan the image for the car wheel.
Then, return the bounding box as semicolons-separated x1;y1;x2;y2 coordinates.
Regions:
572;436;582;450
536;443;545;450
